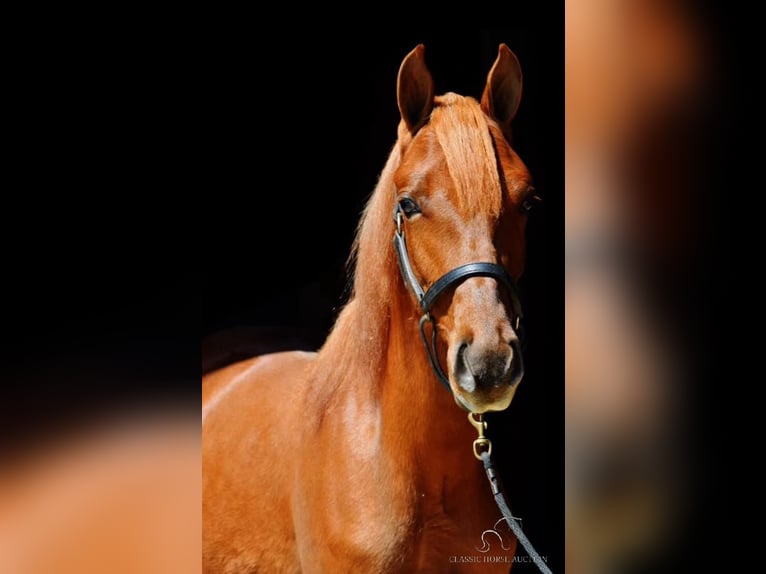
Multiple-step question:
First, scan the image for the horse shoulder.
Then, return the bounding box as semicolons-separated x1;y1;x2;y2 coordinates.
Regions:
202;350;316;574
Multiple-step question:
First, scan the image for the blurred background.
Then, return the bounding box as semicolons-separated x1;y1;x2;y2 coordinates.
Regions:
0;26;200;573
565;1;733;572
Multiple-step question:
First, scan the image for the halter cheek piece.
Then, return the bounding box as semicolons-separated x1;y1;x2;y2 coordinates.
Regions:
392;205;524;394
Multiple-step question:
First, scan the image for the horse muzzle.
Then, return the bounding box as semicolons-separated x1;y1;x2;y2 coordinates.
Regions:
450;336;524;412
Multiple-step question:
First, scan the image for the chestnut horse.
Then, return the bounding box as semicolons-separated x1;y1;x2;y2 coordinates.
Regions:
203;44;536;573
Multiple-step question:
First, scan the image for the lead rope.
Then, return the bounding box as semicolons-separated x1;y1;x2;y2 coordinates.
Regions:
468;413;554;574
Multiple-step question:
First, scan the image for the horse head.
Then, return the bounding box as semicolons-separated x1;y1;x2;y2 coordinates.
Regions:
393;45;535;413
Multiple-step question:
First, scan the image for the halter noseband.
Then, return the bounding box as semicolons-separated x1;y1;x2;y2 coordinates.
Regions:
392;205;524;395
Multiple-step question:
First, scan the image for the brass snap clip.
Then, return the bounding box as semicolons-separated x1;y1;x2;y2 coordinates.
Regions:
468;412;492;460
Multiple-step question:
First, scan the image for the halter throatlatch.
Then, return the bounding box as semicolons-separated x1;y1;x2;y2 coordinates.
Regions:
392;205;524;396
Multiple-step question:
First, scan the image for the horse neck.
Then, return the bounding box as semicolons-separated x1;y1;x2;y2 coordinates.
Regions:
378;289;479;481
318;139;480;487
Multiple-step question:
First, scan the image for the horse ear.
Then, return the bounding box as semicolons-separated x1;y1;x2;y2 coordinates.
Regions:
397;44;434;134
481;44;523;133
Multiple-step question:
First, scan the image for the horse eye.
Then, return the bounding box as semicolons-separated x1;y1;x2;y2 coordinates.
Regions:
398;197;421;218
520;193;541;214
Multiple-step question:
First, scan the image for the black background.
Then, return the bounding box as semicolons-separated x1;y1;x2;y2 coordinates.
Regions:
203;30;564;571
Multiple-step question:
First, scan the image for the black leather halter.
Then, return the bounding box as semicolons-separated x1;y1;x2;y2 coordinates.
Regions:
392;205;524;394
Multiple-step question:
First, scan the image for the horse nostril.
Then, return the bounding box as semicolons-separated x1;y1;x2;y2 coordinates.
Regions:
508;339;524;386
453;342;477;392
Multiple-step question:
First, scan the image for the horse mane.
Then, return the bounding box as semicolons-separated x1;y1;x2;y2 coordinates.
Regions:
429;93;502;217
309;94;503;394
